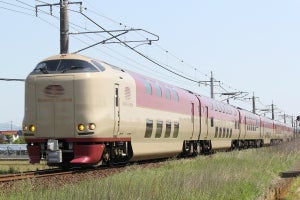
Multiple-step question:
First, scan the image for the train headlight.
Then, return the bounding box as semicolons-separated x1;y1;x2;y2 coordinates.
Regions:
78;124;85;131
22;125;28;131
29;125;36;132
88;123;96;130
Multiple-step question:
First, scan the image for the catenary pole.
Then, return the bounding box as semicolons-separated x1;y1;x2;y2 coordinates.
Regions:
60;0;69;54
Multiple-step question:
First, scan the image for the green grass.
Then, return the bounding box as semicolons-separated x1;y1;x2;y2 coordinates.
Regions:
284;174;300;199
0;160;55;174
1;141;300;200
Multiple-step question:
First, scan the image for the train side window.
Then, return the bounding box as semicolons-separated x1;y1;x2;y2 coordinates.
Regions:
91;60;106;71
162;85;171;100
230;129;232;138
173;122;179;138
154;83;162;97
115;87;119;107
226;128;229;138
143;79;152;95
211;117;214;127
219;128;222;138
165;121;171;138
215;127;218;138
144;119;153;138
155;121;163;138
222;128;226;138
172;89;179;102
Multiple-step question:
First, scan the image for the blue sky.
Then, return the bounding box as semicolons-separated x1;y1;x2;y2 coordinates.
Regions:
1;0;300;126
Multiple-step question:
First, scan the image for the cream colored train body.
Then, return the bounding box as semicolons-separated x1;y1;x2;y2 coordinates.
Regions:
23;54;294;167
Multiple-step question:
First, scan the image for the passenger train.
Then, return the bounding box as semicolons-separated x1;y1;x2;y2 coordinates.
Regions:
23;54;294;167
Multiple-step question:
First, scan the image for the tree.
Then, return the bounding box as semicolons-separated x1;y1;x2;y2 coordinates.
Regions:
13;136;26;144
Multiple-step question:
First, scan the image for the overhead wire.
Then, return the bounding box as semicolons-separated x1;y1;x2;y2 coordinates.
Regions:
70;3;274;111
1;0;288;118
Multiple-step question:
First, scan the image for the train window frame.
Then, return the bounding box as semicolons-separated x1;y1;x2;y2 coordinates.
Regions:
165;121;172;138
32;59;100;74
144;119;153;138
173;122;179;138
155;121;163;138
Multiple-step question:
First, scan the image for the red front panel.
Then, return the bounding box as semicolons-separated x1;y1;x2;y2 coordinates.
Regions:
27;145;41;163
71;144;105;164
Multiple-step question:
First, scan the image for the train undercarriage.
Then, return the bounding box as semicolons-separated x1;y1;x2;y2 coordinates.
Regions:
26;137;285;169
180;137;284;158
26;138;134;168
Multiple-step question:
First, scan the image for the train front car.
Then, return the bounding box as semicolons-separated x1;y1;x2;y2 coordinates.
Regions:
23;54;133;167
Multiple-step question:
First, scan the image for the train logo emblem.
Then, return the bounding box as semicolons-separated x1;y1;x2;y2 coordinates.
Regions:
44;85;65;97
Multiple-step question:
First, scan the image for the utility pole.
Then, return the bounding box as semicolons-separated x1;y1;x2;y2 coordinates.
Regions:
210;71;214;99
60;0;69;54
271;102;274;120
35;1;82;54
252;93;256;114
199;71;219;99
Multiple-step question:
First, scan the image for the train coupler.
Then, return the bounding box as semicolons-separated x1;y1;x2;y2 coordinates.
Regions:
46;139;62;163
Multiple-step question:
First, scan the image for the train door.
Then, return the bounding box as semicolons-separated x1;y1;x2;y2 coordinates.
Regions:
260;119;262;138
205;106;209;138
200;106;209;139
238;110;242;140
113;84;120;137
191;102;195;138
244;116;247;139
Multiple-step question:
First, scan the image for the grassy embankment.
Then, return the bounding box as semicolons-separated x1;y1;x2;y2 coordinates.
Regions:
284;174;300;199
1;140;300;200
0;160;54;174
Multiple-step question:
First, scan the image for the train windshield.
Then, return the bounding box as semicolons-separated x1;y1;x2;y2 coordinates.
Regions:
31;59;104;74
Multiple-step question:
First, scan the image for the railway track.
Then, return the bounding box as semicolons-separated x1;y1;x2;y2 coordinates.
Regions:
0;159;165;185
0;168;78;183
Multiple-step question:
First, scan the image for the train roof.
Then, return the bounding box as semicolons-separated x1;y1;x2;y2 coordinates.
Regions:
41;54;94;61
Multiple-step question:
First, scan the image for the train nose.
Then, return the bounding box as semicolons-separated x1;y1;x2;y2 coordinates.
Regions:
35;75;75;138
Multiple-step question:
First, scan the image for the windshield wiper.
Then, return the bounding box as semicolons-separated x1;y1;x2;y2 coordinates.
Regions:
62;66;85;73
39;66;49;74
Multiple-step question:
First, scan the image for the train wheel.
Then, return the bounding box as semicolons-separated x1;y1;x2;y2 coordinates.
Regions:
193;143;201;156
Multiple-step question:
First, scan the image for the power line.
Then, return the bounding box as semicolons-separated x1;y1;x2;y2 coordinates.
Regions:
0;6;34;16
1;0;292;119
0;78;25;82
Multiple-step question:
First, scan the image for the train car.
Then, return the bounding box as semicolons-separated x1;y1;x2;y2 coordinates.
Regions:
237;109;263;148
260;116;274;145
197;95;240;150
273;121;293;143
23;53;293;168
23;54;204;167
